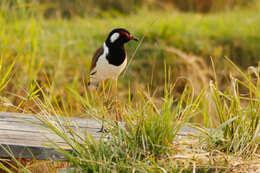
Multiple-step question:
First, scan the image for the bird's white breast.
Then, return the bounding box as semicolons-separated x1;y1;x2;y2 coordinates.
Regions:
93;43;127;81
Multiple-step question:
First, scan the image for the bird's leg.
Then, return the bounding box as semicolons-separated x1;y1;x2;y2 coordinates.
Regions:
113;79;120;127
99;80;119;132
115;79;118;92
98;109;107;133
98;81;106;133
107;80;113;97
98;122;107;133
111;79;118;95
101;81;106;96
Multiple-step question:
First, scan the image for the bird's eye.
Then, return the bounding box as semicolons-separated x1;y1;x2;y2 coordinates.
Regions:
120;31;129;38
110;33;120;43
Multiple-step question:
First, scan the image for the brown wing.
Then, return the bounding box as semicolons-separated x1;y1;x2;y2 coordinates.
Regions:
90;46;104;73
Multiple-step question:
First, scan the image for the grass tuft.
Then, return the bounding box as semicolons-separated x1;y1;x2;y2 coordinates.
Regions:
201;58;259;158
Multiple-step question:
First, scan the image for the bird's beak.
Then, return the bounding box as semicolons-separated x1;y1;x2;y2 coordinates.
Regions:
130;35;138;41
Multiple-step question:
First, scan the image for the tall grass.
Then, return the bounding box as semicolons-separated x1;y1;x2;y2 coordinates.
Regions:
1;60;255;172
22;76;205;172
201;58;260;158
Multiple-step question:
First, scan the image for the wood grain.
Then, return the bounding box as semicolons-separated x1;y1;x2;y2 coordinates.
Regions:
0;112;102;160
0;112;201;160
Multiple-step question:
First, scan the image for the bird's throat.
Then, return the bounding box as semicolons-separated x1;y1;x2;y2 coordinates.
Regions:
106;45;126;66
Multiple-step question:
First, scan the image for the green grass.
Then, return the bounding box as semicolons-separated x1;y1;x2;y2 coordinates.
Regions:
200;58;260;157
1;59;259;172
30;83;201;172
1;6;260;115
2;60;258;172
0;1;259;172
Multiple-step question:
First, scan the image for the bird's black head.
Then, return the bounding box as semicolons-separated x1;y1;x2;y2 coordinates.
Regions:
105;28;138;47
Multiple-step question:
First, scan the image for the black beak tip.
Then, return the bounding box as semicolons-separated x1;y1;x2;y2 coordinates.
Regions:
133;37;139;42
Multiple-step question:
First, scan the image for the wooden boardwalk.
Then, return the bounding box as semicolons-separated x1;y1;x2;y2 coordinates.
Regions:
0;112;102;160
0;112;199;160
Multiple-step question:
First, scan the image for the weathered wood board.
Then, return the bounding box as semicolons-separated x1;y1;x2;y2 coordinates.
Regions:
0;112;199;160
0;112;102;160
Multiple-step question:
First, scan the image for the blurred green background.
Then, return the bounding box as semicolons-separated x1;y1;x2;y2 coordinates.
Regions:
5;0;255;17
0;0;259;115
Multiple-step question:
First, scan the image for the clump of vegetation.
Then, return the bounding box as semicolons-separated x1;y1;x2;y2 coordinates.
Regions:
1;60;259;172
38;60;258;172
30;83;202;172
202;59;260;158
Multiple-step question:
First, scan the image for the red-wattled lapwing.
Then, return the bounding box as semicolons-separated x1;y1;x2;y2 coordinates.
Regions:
88;28;138;132
88;28;138;90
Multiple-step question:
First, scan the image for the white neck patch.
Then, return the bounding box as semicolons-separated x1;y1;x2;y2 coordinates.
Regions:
110;33;120;43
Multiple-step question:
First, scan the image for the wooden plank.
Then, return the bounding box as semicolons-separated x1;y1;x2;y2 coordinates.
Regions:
0;130;101;144
0;144;67;160
0;112;201;160
0;112;103;160
0;123;99;134
0;112;101;129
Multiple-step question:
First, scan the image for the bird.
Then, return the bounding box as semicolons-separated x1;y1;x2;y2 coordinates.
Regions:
88;28;138;90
